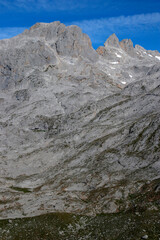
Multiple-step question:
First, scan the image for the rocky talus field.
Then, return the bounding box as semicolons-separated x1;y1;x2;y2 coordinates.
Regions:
0;22;160;239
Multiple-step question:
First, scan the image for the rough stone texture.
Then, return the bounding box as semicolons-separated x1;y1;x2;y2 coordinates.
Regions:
0;22;160;219
119;39;135;56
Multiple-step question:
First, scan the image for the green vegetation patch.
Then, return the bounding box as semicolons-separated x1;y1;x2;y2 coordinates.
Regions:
10;186;32;193
0;211;160;240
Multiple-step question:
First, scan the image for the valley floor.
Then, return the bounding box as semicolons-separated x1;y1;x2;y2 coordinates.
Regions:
0;210;160;240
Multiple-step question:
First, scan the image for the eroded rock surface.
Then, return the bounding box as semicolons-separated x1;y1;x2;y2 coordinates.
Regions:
0;22;160;219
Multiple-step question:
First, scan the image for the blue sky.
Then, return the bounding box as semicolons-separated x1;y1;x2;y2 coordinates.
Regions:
0;0;160;51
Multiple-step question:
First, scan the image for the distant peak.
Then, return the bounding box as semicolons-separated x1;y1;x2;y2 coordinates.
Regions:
135;44;145;51
104;33;120;48
119;39;135;56
29;21;61;30
120;39;134;52
120;39;133;48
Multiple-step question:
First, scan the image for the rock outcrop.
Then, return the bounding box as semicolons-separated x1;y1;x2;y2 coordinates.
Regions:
0;22;160;220
104;33;120;48
119;38;135;56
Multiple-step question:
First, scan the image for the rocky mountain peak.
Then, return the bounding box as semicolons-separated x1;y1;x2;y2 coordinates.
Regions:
120;38;135;56
0;21;99;90
23;22;98;61
104;33;120;48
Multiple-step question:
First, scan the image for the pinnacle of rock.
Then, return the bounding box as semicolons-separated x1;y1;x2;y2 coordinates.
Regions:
104;33;120;48
120;38;135;56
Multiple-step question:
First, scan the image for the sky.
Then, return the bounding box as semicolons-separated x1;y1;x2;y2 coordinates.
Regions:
0;0;160;51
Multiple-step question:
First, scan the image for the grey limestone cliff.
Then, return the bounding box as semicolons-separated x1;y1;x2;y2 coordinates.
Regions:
0;22;160;220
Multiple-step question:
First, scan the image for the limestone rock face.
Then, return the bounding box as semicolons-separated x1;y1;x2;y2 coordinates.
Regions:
0;22;98;91
120;38;135;56
0;22;160;219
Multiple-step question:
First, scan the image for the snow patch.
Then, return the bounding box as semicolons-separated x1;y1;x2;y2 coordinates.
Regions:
110;62;118;64
148;54;153;57
121;81;126;84
155;56;160;60
115;53;122;58
110;67;115;70
129;74;133;78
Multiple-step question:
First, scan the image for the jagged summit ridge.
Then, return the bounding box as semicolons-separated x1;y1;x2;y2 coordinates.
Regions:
98;33;136;57
25;21;97;60
98;32;160;59
120;38;135;56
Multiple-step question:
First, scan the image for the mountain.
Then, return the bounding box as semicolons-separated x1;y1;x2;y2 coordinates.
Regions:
0;21;160;224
